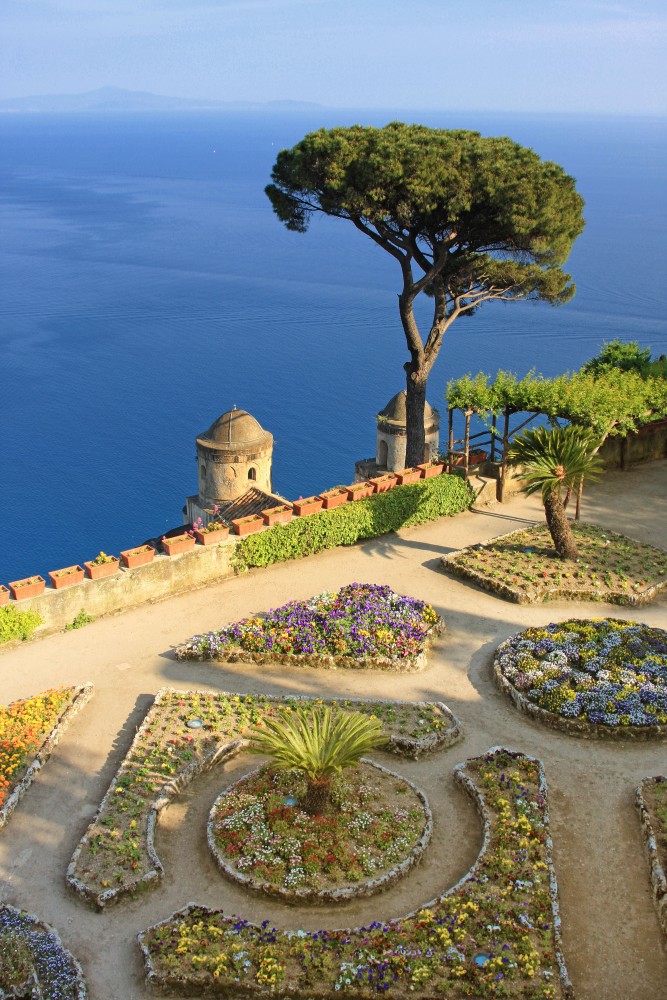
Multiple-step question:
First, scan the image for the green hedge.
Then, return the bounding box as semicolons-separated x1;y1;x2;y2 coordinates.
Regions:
233;473;473;571
0;606;42;644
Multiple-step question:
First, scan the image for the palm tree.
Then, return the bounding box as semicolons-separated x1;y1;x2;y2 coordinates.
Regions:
248;706;387;815
506;425;604;560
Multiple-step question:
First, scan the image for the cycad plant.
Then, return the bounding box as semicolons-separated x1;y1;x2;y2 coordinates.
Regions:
248;706;387;815
507;424;604;560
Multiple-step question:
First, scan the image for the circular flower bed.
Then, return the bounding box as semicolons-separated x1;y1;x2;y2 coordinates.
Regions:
495;618;667;735
207;761;431;903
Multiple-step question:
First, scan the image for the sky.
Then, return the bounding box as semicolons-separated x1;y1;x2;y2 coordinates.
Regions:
1;0;666;114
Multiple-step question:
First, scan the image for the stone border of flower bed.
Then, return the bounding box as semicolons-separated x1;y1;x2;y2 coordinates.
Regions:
67;689;461;910
0;683;94;830
138;746;573;999
441;524;667;606
635;776;667;937
0;902;87;999
493;644;667;742
206;758;433;906
176;618;445;673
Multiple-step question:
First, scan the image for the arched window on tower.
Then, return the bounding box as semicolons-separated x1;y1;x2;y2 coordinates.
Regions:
248;467;256;481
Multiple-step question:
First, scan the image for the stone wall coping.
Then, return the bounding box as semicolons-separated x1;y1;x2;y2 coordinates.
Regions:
636;776;667;938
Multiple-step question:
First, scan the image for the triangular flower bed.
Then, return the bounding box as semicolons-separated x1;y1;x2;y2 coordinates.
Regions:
175;582;444;672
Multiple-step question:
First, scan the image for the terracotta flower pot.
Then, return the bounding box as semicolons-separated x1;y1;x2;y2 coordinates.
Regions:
395;468;422;485
418;462;445;479
84;558;120;580
194;526;230;545
48;565;85;590
9;576;46;600
261;506;293;526
317;490;348;510
292;497;324;516
120;546;155;569
231;515;264;536
369;474;398;493
345;483;374;501
162;535;196;556
0;585;10;606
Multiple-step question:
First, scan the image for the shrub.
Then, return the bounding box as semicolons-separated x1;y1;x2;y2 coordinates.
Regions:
0;606;42;644
65;609;94;631
233;473;472;571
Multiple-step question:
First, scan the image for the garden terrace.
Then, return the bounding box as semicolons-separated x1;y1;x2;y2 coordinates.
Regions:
0;684;94;829
175;582;444;671
494;619;667;739
67;689;460;910
441;524;667;606
139;748;571;999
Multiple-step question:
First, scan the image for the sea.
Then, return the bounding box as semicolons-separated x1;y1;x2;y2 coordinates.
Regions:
1;109;666;585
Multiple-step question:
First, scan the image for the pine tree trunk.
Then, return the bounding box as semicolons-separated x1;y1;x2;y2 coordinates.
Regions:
405;367;428;468
544;488;579;560
303;777;332;815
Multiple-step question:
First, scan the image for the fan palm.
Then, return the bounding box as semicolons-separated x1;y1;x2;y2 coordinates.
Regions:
248;706;387;814
507;425;604;560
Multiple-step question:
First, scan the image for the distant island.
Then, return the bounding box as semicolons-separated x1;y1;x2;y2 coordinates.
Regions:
0;86;323;114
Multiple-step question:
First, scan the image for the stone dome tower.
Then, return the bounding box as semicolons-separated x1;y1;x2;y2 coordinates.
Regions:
196;406;273;504
354;390;440;480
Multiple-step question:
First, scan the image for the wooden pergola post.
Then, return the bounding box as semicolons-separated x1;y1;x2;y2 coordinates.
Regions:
447;407;454;472
498;406;511;502
463;409;472;481
490;413;497;461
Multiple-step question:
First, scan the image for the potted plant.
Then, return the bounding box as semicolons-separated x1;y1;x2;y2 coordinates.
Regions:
84;552;120;580
48;565;85;590
0;585;10;606
418;459;445;478
292;496;324;516
345;481;374;500
369;473;398;493
317;487;348;510
8;576;46;601
395;467;422;485
120;545;155;569
231;514;264;536
162;533;196;556
192;515;231;545
261;504;293;526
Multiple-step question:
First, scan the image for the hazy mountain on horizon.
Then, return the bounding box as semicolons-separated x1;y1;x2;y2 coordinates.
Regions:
0;85;323;113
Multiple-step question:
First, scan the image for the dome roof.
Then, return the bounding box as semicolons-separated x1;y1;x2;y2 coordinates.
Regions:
377;391;437;427
197;407;272;450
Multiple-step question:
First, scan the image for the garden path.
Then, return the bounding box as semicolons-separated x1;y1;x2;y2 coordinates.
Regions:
0;460;666;1000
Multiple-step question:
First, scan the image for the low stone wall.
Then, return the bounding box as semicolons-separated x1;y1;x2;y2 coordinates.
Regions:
600;418;667;470
636;776;667;938
4;541;236;639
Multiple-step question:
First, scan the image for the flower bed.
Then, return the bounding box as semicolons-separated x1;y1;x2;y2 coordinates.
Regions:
175;583;443;672
494;619;667;739
441;523;667;606
0;684;94;828
139;747;571;999
67;689;460;910
0;903;87;999
635;775;667;938
207;760;432;904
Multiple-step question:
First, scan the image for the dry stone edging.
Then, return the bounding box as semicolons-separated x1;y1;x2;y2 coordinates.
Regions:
441;525;667;606
206;758;433;906
138;746;573;1000
67;688;461;910
0;683;94;831
0;902;87;1000
175;619;445;673
636;776;667;938
493;645;667;742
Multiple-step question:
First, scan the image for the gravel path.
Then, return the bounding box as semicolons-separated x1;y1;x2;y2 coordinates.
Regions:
1;461;666;1000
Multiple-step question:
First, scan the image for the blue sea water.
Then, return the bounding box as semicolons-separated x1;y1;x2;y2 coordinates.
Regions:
1;109;666;584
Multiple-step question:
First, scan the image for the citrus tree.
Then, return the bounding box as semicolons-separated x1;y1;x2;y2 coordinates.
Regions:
507;425;604;560
266;123;584;465
248;706;387;814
